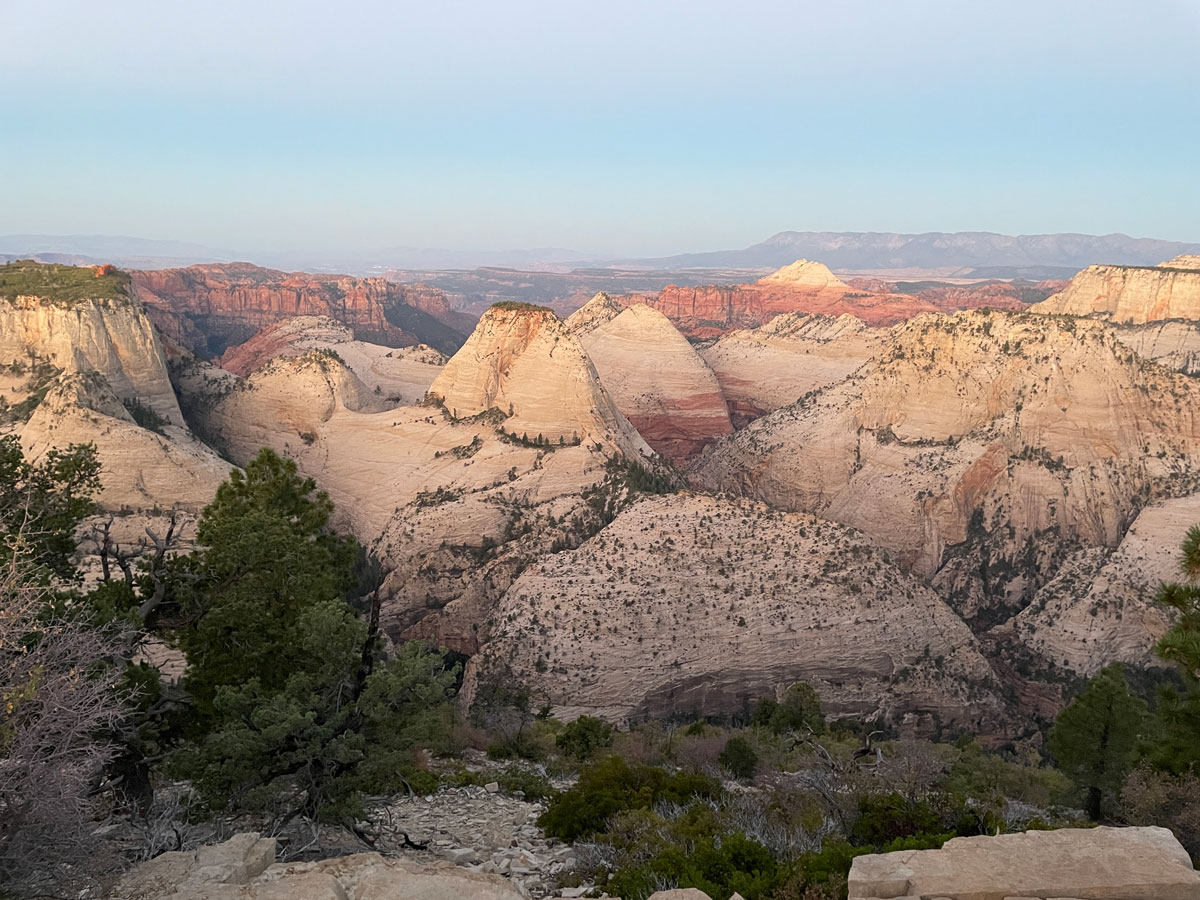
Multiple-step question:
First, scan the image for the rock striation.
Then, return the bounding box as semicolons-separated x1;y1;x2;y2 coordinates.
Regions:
218;315;445;404
1032;256;1200;323
0;292;183;426
568;295;732;463
131;263;466;357
429;303;650;457
699;313;881;426
466;492;1006;733
649;261;937;337
690;309;1200;653
847;825;1200;900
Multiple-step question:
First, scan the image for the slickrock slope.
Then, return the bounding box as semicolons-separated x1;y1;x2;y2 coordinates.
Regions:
848;825;1200;900
1006;492;1200;675
0;292;183;425
567;295;732;463
218;315;445;403
0;264;228;511
691;310;1200;640
1111;319;1200;375
1032;256;1200;323
467;493;1005;732
182;305;663;652
429;304;651;458
113;832;531;900
131;263;466;357
21;373;229;511
698;313;881;425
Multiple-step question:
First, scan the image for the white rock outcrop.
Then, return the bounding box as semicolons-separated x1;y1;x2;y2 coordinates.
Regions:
1033;257;1200;323
847;825;1200;900
0;294;183;425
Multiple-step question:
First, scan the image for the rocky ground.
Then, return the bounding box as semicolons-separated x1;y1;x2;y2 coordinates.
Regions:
368;784;586;898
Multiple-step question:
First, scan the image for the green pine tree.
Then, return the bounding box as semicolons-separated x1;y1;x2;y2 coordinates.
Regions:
168;449;458;822
1048;663;1146;820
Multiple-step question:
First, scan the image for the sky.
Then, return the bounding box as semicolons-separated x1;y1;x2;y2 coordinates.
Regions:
3;0;1200;257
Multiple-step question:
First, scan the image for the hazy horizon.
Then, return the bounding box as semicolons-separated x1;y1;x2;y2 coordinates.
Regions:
5;0;1200;255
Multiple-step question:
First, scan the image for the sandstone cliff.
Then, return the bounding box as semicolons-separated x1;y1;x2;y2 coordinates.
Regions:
691;310;1200;644
699;313;881;426
1032;257;1200;323
180;306;664;653
21;372;229;511
429;304;651;458
467;493;1006;733
131;263;466;357
0;293;183;425
568;296;732;463
218;315;445;404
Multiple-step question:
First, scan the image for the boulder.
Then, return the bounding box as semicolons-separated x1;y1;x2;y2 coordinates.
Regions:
109;835;529;900
647;890;714;900
847;826;1200;900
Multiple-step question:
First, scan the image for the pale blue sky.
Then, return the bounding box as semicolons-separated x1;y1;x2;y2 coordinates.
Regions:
3;0;1199;256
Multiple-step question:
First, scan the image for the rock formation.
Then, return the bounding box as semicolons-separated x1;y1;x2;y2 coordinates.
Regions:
649;262;936;337
1109;319;1200;376
110;832;532;900
466;493;1006;733
567;295;732;463
690;309;1200;650
180;304;661;653
218;315;446;404
0;264;229;512
847;825;1200;900
429;303;650;457
131;263;467;357
1032;256;1200;323
698;313;881;426
0;291;183;426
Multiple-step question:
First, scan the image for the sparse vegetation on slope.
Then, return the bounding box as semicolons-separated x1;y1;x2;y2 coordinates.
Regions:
0;260;132;304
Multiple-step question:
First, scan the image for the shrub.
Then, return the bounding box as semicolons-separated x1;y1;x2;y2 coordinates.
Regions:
718;736;759;780
753;683;825;735
556;715;615;761
538;756;721;841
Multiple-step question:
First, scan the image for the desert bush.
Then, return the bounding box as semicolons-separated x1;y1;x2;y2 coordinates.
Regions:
556;715;616;761
1122;766;1200;860
539;756;721;841
719;736;760;780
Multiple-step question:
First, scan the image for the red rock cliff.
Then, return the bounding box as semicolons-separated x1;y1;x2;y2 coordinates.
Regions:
131;263;465;356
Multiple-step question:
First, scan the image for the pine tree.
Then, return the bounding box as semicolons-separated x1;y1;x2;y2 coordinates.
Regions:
1048;663;1146;820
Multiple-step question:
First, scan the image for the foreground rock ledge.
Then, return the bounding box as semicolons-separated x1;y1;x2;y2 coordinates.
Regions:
847;825;1200;900
110;832;533;900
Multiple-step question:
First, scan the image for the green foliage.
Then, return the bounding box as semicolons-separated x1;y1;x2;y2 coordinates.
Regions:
0;261;132;303
753;683;825;735
848;793;945;845
0;435;100;579
1048;663;1147;819
607;825;782;900
489;301;553;312
538;756;721;841
122;397;168;435
718;736;759;780
173;450;360;720
496;767;555;800
1138;524;1200;775
556;715;615;761
167;449;457;821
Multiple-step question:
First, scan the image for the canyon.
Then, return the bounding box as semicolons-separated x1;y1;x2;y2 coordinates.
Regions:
10;253;1200;736
131;263;468;357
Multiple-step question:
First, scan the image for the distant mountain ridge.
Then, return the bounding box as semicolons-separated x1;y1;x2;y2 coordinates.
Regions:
633;231;1200;271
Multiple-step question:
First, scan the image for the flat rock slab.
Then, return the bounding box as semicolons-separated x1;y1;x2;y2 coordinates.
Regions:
848;826;1200;900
